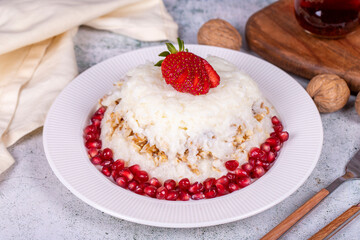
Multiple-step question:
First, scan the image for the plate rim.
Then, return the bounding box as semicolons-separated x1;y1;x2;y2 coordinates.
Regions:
43;44;323;228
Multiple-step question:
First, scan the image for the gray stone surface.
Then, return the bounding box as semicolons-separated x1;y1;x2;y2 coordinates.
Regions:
1;0;360;239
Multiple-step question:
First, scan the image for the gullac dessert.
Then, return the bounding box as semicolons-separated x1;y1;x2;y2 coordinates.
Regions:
84;39;289;200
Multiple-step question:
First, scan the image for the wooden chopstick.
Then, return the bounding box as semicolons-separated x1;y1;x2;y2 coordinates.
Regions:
261;189;330;240
308;203;360;240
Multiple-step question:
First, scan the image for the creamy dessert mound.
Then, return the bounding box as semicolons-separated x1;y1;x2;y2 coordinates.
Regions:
99;56;276;182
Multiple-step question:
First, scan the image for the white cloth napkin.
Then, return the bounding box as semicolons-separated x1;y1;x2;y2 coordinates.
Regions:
0;0;178;174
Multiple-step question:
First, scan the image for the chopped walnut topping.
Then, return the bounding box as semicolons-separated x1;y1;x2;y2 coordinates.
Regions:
196;148;210;158
187;164;200;175
253;101;271;122
212;166;221;173
243;133;250;140
234;135;244;143
237;125;242;134
133;133;147;148
254;113;265;122
158;151;168;162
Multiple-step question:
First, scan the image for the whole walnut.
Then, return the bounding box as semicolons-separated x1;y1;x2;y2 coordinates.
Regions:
197;19;242;50
356;92;360;116
306;74;350;113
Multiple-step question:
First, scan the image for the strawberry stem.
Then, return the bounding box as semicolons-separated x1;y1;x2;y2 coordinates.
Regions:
154;60;164;67
177;38;184;51
159;51;170;57
155;37;187;67
166;43;178;54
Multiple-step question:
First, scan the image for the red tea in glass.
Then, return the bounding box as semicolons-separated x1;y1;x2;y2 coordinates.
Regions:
294;0;360;38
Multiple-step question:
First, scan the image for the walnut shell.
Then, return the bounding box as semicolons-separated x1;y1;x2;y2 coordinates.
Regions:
306;74;350;113
356;92;360;116
197;19;242;50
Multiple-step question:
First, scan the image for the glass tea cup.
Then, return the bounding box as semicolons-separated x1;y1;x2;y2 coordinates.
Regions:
294;0;360;38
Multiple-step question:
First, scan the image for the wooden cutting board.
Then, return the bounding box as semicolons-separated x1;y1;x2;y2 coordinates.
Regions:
245;0;360;92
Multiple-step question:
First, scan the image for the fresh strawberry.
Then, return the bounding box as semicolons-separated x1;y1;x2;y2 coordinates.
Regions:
202;59;220;88
155;38;220;95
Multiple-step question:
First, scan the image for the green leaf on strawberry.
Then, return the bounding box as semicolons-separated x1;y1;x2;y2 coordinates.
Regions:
155;38;220;95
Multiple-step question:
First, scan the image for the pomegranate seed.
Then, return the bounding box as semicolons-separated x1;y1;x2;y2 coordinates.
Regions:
149;177;161;188
178;190;191;201
101;166;111;177
278;131;289;142
271;116;281;125
248;158;256;166
225;160;239;171
216;183;229;195
197;182;205;192
241;163;254;174
204;187;217;199
267;151;276;163
215;176;230;187
188;182;204;194
140;182;150;189
203;178;215;190
272;150;278;157
165;190;179;201
92;119;101;128
164;179;176;190
111;159;125;170
101;148;113;160
111;169;119;179
273;143;282;152
255;159;263;167
260;143;271;153
144;185;157;198
270;132;277;138
135;171;149;183
228;183;240;192
119;168;134;181
251;166;265;178
134;185;144;195
237;177;251;188
226;172;237;182
85;140;102;149
87;148;99;158
262;162;271;171
85;132;99;141
249;147;261;159
258;150;267;161
129;164;141;174
116;176;128;188
127;180;138;191
100;159;113;166
84;125;97;134
91;156;102;165
265;137;280;147
273;124;283;132
95;106;106;115
156;186;168;199
91;114;103;122
191;192;205;200
179;178;190;190
234;168;249;178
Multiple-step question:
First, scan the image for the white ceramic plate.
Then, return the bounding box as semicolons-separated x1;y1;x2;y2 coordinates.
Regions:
43;45;323;228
